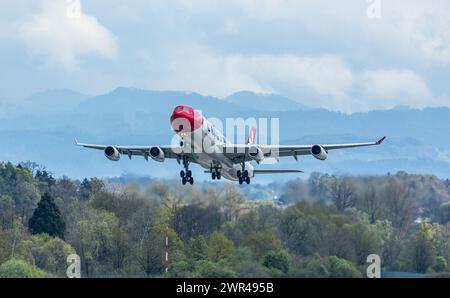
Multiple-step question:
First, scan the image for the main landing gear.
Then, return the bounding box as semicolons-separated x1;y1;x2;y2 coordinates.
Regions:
237;162;250;185
211;166;221;180
180;157;194;185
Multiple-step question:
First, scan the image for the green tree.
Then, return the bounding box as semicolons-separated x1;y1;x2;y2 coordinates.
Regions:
343;222;381;265
431;256;448;272
65;203;120;277
194;260;236;278
29;193;65;239
438;202;450;224
245;231;283;260
207;232;234;262
407;223;434;273
186;235;209;263
262;250;291;273
279;205;315;255
326;256;362;278
0;259;43;278
17;234;75;276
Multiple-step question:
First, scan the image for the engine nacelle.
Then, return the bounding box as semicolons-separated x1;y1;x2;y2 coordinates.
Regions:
150;146;165;162
311;145;327;160
248;146;264;163
104;146;120;161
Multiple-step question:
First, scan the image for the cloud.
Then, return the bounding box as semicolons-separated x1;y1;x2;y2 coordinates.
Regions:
149;43;447;113
19;0;117;69
2;0;449;111
356;69;449;111
152;44;353;106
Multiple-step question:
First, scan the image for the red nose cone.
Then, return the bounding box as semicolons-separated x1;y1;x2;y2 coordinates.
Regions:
170;105;203;133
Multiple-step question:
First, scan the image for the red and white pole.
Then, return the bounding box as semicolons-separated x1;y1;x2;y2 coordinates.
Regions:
165;235;169;272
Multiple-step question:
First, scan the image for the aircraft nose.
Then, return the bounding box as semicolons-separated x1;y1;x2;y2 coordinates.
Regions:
170;107;203;133
170;110;194;133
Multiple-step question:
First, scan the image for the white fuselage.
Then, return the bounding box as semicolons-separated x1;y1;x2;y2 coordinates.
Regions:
178;117;253;181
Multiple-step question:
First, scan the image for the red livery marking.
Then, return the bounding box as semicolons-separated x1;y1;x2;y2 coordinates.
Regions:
246;127;256;145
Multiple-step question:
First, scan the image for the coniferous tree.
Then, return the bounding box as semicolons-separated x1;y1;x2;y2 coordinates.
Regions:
29;192;65;239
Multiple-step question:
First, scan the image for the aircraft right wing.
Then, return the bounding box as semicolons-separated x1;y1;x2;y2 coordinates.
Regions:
74;139;182;160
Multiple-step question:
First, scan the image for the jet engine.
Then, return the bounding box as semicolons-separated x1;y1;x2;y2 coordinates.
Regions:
311;145;327;160
248;146;264;163
150;146;165;162
104;146;120;161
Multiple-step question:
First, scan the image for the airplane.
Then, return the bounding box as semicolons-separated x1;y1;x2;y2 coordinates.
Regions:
75;105;386;185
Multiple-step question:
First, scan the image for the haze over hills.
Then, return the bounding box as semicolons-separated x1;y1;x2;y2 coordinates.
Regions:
1;87;450;180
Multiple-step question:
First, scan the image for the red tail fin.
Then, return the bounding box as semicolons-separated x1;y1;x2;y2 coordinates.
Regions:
246;127;257;145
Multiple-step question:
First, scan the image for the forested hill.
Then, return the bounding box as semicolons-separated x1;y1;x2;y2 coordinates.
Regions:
1;161;450;277
2;88;450;179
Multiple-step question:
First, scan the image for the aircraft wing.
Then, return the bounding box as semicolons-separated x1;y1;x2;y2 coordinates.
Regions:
74;139;181;160
220;136;386;163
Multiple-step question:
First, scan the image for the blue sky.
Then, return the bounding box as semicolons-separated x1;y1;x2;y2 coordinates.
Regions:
1;0;450;112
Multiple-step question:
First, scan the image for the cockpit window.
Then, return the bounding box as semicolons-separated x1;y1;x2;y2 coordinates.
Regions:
175;106;191;112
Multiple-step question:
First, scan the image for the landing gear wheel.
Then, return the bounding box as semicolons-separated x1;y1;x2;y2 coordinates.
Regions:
180;170;185;178
243;170;249;178
186;170;192;178
189;177;194;185
182;177;187;185
212;172;216;180
239;177;244;185
246;177;251;184
216;172;221;180
237;170;242;178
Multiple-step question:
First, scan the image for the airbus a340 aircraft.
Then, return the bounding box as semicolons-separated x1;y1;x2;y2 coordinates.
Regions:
76;105;386;185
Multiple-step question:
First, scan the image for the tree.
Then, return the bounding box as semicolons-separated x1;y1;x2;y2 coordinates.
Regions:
207;232;234;262
384;180;416;234
262;250;291;274
65;203;120;277
174;205;224;241
17;234;75;276
0;259;43;278
361;184;381;224
29;193;65;239
342;222;381;265
325;256;362;278
406;223;434;273
438;202;450;224
279;206;315;255
301;255;362;278
330;177;356;211
431;256;448;273
186;235;209;264
245;231;283;260
194;260;236;278
79;178;104;200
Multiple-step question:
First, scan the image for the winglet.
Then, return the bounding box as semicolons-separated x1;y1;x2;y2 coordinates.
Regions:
376;136;386;145
74;137;79;145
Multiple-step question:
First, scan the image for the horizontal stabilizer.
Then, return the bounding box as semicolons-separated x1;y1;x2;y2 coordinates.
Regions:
253;169;303;174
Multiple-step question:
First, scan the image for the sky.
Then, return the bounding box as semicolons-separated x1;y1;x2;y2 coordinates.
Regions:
0;0;449;113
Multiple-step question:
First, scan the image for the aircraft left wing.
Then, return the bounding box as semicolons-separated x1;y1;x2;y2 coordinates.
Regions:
219;136;386;163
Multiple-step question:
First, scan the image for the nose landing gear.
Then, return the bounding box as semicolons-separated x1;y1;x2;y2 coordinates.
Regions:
181;157;194;185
